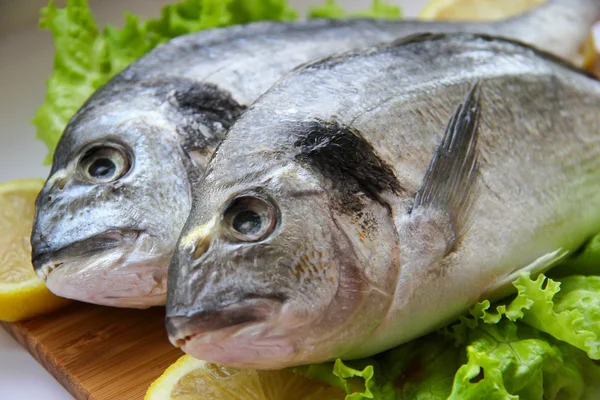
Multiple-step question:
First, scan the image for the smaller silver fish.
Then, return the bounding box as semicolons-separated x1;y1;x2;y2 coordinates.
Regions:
166;33;600;369
31;0;600;308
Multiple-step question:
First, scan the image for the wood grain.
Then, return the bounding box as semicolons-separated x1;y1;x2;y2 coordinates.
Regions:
1;302;183;400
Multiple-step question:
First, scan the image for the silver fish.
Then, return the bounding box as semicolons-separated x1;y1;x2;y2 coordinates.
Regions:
166;33;600;369
31;0;600;308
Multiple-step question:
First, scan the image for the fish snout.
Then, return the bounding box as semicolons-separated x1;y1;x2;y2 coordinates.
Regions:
177;218;218;262
38;170;70;205
192;233;211;260
31;241;58;281
30;207;62;281
47;175;67;195
166;294;285;348
31;229;139;281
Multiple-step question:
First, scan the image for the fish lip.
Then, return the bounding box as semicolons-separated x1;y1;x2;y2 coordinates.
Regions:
32;229;140;281
166;294;285;348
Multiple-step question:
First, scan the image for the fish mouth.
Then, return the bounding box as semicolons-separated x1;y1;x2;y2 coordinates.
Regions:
32;229;140;281
166;295;285;348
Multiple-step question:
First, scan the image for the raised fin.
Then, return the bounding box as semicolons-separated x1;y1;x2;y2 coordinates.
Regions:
411;82;482;252
479;248;570;302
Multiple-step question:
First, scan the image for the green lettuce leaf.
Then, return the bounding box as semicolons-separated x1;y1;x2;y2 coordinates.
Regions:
32;0;110;164
33;0;400;163
448;321;599;400
309;0;401;19
296;270;600;399
382;335;462;400
297;319;600;400
294;357;394;400
550;233;600;277
410;319;600;400
510;273;600;360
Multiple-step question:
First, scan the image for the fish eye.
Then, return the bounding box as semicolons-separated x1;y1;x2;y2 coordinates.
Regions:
79;145;131;184
223;195;277;242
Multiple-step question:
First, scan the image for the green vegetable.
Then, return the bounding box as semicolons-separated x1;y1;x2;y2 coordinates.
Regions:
295;234;600;400
550;234;600;277
447;321;599;400
514;274;600;360
33;0;400;163
309;0;401;19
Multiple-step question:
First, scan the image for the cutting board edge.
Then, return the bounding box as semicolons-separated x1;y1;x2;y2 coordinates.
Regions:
2;321;92;400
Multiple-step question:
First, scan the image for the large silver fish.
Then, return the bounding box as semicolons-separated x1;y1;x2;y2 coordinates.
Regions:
31;0;600;308
166;33;600;369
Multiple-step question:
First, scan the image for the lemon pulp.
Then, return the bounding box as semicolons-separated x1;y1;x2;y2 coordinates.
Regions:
0;179;70;322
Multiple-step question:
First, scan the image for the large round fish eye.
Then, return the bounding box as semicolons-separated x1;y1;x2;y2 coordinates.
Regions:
78;145;131;184
223;195;277;242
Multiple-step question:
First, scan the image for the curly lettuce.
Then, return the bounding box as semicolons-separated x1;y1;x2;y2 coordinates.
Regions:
309;0;401;19
33;0;400;163
295;233;600;400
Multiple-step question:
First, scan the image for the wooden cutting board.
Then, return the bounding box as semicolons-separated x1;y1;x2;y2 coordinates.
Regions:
1;302;183;400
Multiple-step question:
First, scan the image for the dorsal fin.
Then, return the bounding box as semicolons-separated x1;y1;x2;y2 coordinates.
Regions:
412;82;482;249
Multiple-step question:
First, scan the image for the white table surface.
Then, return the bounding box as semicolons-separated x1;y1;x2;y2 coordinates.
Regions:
0;0;595;399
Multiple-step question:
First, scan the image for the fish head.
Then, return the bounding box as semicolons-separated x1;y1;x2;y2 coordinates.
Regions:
166;137;398;368
31;101;192;308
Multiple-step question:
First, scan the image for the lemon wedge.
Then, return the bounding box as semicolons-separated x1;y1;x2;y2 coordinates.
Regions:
419;0;598;70
419;0;544;21
145;355;346;400
0;179;70;322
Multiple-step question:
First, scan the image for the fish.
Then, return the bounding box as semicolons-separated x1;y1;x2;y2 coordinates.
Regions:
31;0;600;308
165;33;600;369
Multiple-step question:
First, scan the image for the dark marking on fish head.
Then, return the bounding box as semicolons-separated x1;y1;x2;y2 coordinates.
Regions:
294;119;402;214
173;81;247;124
166;80;247;177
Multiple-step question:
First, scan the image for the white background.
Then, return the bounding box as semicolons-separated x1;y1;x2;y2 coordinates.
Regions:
0;0;596;399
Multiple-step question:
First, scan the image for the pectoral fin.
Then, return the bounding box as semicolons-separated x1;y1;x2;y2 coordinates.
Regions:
398;83;482;258
480;248;570;302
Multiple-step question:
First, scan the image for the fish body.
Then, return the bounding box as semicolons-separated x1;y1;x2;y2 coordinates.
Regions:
31;0;600;308
167;33;600;369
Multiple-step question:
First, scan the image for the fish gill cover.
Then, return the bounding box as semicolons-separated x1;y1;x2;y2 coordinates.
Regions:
32;0;600;399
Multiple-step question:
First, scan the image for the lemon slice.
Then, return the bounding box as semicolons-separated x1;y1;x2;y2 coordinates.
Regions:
419;0;598;70
419;0;544;21
593;58;600;78
0;179;70;322
145;355;346;400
